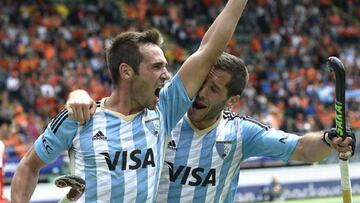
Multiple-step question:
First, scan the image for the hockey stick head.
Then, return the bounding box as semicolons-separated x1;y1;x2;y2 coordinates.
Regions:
55;175;86;201
326;56;347;138
327;56;346;74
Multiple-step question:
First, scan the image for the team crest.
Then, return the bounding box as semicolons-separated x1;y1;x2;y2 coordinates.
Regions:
145;117;160;136
215;141;233;159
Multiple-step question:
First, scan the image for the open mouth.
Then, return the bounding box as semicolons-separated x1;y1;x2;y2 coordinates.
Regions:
192;100;207;109
155;88;161;99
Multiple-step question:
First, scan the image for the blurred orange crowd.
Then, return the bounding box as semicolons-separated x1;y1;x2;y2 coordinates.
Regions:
0;0;359;159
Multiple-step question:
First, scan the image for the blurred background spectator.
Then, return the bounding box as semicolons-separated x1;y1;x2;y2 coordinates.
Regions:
0;0;359;169
262;175;284;202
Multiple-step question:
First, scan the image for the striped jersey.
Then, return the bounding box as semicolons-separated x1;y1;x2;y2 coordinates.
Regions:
34;74;192;203
157;110;299;203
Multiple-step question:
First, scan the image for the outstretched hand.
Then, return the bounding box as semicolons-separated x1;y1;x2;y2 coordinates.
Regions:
65;90;96;124
323;128;356;160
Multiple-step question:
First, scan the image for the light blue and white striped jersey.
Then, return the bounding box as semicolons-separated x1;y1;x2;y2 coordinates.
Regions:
34;74;192;203
157;110;299;203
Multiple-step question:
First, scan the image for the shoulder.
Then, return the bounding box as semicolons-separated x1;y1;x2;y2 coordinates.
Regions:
48;109;79;136
239;115;270;131
222;110;241;121
222;110;270;132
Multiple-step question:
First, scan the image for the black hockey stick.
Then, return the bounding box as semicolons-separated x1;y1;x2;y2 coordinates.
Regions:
327;56;352;203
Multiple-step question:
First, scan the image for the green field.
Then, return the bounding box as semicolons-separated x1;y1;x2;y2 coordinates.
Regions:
259;195;360;203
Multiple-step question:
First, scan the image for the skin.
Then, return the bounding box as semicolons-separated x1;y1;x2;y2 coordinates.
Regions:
291;131;353;162
10;147;45;202
188;68;239;130
104;44;170;114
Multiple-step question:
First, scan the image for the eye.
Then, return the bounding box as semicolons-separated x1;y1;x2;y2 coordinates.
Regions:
153;63;166;70
210;86;218;93
153;65;161;69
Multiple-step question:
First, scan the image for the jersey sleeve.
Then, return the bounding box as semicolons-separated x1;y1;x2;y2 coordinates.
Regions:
158;73;193;135
240;119;299;162
34;110;78;164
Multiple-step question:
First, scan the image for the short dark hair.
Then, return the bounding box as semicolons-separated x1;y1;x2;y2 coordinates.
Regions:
106;29;163;86
214;52;248;97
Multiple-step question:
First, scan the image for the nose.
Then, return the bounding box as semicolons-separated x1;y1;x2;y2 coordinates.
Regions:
161;67;171;80
198;83;208;98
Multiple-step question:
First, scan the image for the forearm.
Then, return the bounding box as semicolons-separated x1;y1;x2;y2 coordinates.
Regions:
11;163;40;202
290;131;333;163
11;147;45;203
179;0;248;98
199;0;248;57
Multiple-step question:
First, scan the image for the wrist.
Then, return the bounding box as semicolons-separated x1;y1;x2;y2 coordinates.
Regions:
322;131;332;147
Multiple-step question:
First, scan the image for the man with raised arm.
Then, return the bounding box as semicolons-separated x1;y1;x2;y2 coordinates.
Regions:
11;0;249;202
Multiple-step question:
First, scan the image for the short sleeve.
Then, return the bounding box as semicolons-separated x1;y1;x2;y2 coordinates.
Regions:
241;119;299;162
34;110;78;164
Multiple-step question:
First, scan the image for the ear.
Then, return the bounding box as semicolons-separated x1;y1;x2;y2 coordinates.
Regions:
225;95;240;109
119;63;134;80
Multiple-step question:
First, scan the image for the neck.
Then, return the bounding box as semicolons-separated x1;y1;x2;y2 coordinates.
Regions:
190;112;222;130
105;89;143;115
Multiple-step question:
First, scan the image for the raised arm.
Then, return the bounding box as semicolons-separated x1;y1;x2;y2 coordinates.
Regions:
11;146;46;203
178;0;248;99
290;129;355;162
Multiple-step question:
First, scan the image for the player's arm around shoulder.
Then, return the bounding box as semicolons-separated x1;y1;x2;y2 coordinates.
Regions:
66;89;97;124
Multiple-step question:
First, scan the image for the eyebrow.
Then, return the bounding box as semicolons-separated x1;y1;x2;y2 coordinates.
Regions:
152;62;168;67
